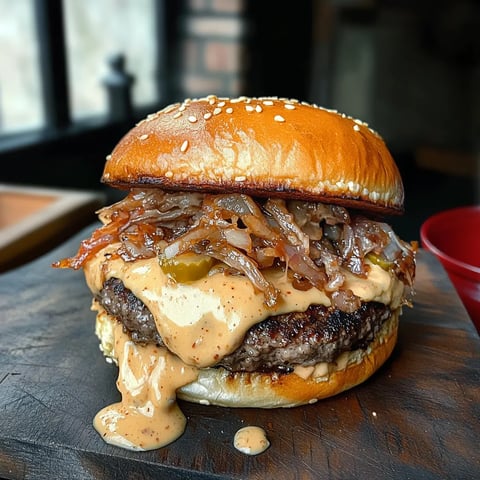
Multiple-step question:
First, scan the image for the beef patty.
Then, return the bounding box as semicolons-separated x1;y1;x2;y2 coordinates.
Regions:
97;277;391;373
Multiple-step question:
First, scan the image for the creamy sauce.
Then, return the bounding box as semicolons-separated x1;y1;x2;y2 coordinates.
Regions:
233;426;270;455
85;244;403;369
85;244;405;451
93;322;198;451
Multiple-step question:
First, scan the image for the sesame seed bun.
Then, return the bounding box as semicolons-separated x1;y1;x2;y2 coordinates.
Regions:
102;96;404;215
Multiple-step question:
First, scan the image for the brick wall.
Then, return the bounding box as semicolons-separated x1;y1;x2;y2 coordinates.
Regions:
177;0;248;99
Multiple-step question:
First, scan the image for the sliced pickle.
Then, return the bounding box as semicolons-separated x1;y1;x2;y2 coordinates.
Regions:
366;252;393;271
159;253;214;282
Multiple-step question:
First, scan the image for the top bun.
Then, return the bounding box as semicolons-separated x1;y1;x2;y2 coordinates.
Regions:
102;95;404;214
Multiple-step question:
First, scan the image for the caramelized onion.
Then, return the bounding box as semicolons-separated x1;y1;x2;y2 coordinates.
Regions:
194;241;279;307
54;189;416;311
264;199;309;252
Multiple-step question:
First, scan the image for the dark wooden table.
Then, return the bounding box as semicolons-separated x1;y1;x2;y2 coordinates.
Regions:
1;225;479;480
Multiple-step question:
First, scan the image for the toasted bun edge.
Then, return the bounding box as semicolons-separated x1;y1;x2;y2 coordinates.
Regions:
101;96;404;215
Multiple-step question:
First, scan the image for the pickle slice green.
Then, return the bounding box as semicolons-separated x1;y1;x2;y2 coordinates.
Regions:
159;253;214;282
366;252;393;271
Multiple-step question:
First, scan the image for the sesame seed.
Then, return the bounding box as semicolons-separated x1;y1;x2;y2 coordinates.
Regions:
163;104;178;114
255;105;263;113
180;140;189;152
203;112;212;120
274;115;285;122
226;107;233;114
165;171;173;178
173;112;182;119
213;107;222;115
188;115;197;123
179;104;186;112
106;154;112;161
284;104;295;110
139;134;149;140
146;113;158;121
372;411;377;418
353;124;360;131
347;181;361;194
245;105;254;112
234;175;246;182
263;100;274;106
217;101;226;107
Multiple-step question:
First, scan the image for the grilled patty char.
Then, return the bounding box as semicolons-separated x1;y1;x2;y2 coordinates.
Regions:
97;277;390;373
98;277;164;346
218;302;390;373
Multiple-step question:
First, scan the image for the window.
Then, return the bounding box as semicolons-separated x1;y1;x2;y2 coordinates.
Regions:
0;0;44;133
64;0;158;120
0;0;167;141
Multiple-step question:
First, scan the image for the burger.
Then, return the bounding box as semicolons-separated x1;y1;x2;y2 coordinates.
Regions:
54;95;416;451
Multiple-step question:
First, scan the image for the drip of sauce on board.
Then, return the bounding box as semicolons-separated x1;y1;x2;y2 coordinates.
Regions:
233;426;270;455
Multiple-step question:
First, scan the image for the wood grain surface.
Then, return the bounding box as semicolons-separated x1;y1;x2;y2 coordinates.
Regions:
1;225;479;480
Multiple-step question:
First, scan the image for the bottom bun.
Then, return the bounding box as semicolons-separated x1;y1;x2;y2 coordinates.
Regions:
178;310;399;407
96;306;400;409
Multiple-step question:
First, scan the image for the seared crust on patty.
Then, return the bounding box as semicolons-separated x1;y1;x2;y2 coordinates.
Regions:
97;278;390;373
218;302;390;373
98;277;163;346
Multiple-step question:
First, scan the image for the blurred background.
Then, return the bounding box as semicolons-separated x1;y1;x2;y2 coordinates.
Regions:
1;0;479;244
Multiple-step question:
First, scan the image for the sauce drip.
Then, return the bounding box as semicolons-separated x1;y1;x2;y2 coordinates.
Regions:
233;426;270;455
93;322;198;451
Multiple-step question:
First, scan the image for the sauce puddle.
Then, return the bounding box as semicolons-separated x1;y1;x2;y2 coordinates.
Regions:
233;426;270;455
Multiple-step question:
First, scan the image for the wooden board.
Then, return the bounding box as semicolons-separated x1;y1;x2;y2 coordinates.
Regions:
1;225;479;479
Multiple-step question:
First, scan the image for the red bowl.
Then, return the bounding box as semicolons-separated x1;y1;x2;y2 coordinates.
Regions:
420;205;480;333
